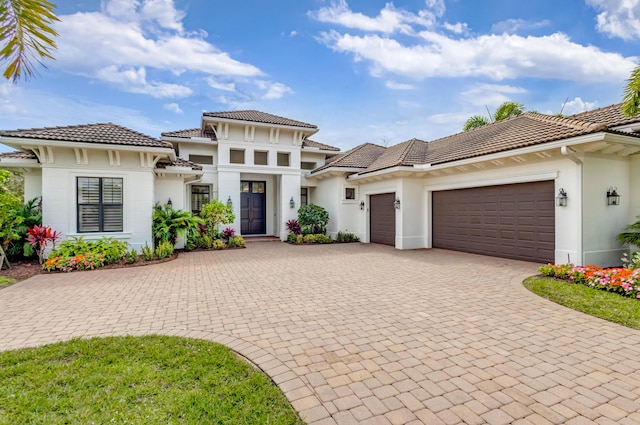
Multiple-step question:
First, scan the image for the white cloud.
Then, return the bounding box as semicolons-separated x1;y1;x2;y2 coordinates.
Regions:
256;81;294;99
309;0;443;35
95;65;193;98
318;30;637;83
163;102;184;114
587;0;640;39
459;83;527;108
385;81;416;90
442;22;469;34
491;18;551;34
561;97;599;115
206;77;236;92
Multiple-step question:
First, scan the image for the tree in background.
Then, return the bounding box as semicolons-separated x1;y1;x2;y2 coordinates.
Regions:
622;64;640;117
1;0;59;82
463;101;525;131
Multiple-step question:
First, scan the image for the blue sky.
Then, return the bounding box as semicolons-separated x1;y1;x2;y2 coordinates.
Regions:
1;0;639;153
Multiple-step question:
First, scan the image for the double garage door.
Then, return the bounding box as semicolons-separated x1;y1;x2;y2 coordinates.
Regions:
432;181;555;263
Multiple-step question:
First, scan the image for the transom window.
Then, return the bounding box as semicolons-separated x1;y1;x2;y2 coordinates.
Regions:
77;177;123;232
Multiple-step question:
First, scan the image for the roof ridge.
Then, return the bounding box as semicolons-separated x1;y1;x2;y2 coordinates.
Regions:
524;112;608;132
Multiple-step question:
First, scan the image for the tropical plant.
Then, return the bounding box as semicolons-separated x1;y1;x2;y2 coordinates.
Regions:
286;219;302;235
463;101;525;131
199;200;235;233
51;236;129;265
227;235;245;248
141;243;155;261
0;170;22;249
3;197;41;258
152;203;202;247
222;227;235;241
618;217;640;246
212;239;225;250
25;224;60;263
297;204;329;235
1;0;60;82
154;241;174;259
622;64;640;117
335;231;360;243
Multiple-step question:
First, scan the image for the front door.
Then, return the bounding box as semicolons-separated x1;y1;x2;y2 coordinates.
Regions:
241;181;266;235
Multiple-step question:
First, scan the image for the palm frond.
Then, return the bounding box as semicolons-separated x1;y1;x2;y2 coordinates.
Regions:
622;64;640;117
463;115;490;131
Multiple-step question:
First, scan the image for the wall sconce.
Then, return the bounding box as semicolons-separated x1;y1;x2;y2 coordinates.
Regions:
227;196;233;209
555;188;567;207
167;198;173;208
394;197;401;209
360;200;365;210
290;197;295;209
607;187;620;206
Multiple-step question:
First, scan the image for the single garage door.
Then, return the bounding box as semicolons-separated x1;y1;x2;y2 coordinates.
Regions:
370;193;396;246
432;181;555;263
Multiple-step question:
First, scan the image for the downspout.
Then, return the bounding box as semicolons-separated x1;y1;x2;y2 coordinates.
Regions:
561;146;583;264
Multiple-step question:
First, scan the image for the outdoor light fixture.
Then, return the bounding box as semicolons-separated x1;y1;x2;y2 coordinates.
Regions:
607;187;620;206
394;197;401;210
555;188;567;207
290;197;295;209
360;200;365;210
227;196;233;209
167;198;173;208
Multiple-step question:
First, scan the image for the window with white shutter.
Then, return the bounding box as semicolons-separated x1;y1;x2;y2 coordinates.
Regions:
77;177;123;232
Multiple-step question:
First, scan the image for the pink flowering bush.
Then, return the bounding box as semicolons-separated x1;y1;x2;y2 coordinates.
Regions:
539;263;640;300
43;252;105;272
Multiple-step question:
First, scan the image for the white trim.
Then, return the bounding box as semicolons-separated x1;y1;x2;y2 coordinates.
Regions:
424;170;559;192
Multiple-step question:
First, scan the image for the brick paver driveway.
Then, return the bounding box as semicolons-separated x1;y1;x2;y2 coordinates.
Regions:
2;242;640;425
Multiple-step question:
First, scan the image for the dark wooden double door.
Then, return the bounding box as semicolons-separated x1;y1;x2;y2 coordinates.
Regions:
241;181;266;235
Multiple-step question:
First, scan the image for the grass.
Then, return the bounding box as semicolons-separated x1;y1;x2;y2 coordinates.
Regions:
0;276;15;289
0;335;305;425
523;276;640;330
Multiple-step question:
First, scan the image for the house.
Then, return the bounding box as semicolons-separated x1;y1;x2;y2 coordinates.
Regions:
1;104;639;266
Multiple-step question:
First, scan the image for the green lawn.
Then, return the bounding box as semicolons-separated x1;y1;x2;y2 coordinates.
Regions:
523;276;640;330
0;276;15;289
0;335;305;425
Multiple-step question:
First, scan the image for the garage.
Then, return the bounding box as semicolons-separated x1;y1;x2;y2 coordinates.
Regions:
432;181;555;263
370;193;396;246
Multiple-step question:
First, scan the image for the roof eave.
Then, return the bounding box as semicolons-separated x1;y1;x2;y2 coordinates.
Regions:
308;166;363;178
161;136;217;144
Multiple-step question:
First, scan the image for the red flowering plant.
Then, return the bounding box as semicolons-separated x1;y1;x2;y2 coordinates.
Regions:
222;227;235;242
25;225;61;264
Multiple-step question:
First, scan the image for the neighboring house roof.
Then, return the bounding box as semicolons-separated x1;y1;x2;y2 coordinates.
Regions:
302;139;340;151
156;157;203;170
161;128;217;140
0;123;172;148
203;110;317;129
312;143;386;173
0;151;38;160
569;103;640;128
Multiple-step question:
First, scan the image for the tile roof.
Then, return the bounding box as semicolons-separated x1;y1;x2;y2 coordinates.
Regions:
161;128;217;140
361;138;429;174
302;139;340;151
0;151;38;160
311;143;386;173
0;123;171;148
203;110;317;129
156;157;203;171
569;103;640;128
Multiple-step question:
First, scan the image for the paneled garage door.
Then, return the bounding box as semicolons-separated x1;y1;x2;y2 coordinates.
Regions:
370;193;396;246
432;181;555;263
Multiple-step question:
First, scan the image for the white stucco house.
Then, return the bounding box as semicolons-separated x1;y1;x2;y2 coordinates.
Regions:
1;104;639;266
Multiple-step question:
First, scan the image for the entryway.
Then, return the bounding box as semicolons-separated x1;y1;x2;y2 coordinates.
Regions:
241;181;266;235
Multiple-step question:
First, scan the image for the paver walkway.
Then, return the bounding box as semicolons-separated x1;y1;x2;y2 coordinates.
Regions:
1;243;640;425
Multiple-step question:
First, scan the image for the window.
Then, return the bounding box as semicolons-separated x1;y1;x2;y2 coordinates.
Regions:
189;154;214;165
301;161;316;170
191;185;210;215
254;151;268;165
301;188;308;206
345;187;356;200
277;152;290;167
77;177;123;232
230;149;245;164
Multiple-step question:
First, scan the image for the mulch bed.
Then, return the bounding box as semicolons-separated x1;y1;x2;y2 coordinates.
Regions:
0;254;179;284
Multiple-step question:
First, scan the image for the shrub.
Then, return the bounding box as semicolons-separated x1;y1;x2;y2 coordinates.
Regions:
212;239;226;250
26;225;61;264
297;204;329;235
228;235;245;248
302;234;332;244
154;241;174;259
622;252;640;270
286;219;302;235
335;231;360;243
43;252;105;272
152;204;202;247
124;248;138;264
4;197;42;259
200;200;235;233
51;237;129;265
141;243;155;261
222;227;235;241
618;217;640;246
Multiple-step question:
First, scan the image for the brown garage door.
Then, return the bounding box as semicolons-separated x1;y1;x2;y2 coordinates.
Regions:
432;181;555;263
370;193;396;246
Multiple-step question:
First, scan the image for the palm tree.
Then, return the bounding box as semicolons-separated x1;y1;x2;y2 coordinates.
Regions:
1;0;59;82
463;101;525;131
152;203;203;247
622;64;640;117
